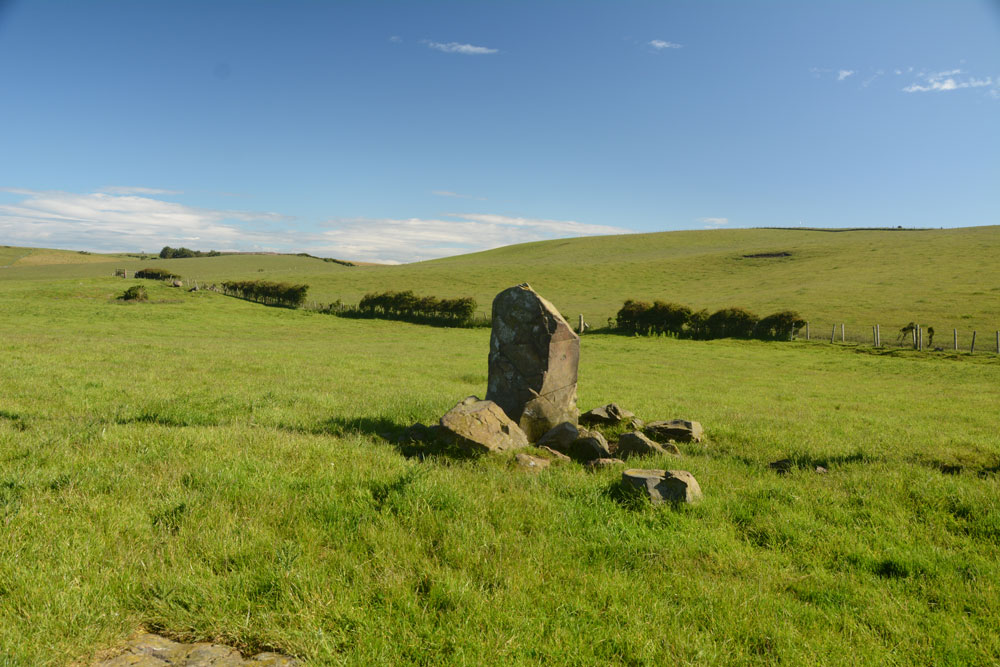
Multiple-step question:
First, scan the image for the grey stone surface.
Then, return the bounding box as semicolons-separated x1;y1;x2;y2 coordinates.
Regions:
579;403;635;426
439;396;530;454
644;419;704;443
568;429;612;462
621;469;703;504
538;445;572;461
535;422;579;452
616;431;680;458
93;633;299;666
486;284;580;441
585;457;626;470
514;452;551;470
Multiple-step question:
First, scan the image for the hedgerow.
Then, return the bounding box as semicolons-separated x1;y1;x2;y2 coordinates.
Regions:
330;290;479;327
221;280;309;308
135;268;180;280
616;300;805;341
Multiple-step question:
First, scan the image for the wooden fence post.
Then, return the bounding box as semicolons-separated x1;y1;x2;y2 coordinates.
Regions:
918;326;923;351
578;314;584;335
841;323;845;343
806;322;810;340
876;324;881;348
996;331;999;355
831;325;836;344
953;328;958;351
971;331;977;354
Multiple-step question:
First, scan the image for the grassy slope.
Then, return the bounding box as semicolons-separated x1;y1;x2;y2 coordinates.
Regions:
1;277;999;664
3;226;999;334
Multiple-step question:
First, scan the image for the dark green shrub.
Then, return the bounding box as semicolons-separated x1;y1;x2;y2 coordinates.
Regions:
118;285;148;302
686;309;711;339
352;290;477;326
159;246;221;258
221;280;309;308
135;267;180;280
707;307;759;338
616;299;652;334
754;311;806;340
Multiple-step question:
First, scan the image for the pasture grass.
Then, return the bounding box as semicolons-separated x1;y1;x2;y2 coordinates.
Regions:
3;225;1000;335
1;277;999;664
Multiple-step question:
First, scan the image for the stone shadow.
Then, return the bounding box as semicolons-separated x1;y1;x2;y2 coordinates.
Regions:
303;415;479;461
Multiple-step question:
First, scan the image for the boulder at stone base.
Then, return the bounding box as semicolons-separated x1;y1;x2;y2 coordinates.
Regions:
621;469;703;504
616;431;680;458
439;396;529;454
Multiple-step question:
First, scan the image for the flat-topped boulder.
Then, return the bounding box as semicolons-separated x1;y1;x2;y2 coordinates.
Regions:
580;403;635;426
486;284;580;441
439;396;529;454
644;419;704;443
622;469;702;504
616;431;680;458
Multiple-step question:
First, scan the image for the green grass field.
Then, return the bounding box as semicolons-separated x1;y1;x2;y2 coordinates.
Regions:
1;267;999;664
4;225;1000;337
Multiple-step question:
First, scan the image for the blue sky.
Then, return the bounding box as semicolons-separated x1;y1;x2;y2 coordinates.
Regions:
1;0;998;263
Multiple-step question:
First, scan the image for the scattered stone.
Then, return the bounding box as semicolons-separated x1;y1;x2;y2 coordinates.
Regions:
535;422;580;453
645;419;704;443
579;403;635;426
768;459;794;474
538;446;571;462
93;632;299;666
569;430;612;462
585;457;625;470
621;469;703;504
439;396;529;454
617;431;680;458
486;283;580;441
814;466;828;474
627;416;646;430
171;280;183;288
514;452;551;470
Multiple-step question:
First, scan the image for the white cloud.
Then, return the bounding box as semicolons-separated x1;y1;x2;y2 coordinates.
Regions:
424;41;498;55
0;188;632;264
99;186;182;195
649;40;682;50
837;70;855;81
389;35;402;43
699;217;728;229
315;213;632;264
431;190;486;201
0;189;291;253
903;69;994;93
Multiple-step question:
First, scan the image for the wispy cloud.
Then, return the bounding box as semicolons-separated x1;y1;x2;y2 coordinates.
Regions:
99;186;182;195
649;40;682;50
0;189;291;253
903;69;994;93
315;213;632;264
837;70;855;81
424;41;498;55
699;217;728;229
0;188;631;264
431;190;486;201
389;35;402;43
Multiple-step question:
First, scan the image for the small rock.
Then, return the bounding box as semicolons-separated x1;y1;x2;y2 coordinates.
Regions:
569;430;612;462
622;469;702;504
538;446;571;461
645;419;704;443
769;459;794;474
627;416;646;430
814;466;828;474
514;452;551;470
93;633;299;666
580;403;635;426
585;458;625;470
535;422;579;453
617;431;680;458
439;396;529;454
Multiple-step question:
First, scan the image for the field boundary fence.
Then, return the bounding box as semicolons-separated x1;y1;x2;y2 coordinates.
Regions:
800;321;1000;357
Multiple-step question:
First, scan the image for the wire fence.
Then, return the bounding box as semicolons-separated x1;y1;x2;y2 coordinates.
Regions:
799;321;1000;356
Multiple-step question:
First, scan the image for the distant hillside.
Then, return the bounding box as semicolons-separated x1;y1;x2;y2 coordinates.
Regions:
2;226;999;334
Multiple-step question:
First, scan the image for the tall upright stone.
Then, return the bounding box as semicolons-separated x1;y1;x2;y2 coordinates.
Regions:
486;283;579;441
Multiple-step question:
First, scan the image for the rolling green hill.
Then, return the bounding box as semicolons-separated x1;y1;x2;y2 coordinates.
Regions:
3;226;999;335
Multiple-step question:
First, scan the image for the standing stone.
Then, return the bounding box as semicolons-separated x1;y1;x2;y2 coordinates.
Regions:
486;284;580;441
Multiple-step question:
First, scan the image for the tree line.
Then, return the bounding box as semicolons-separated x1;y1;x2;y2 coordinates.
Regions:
221;280;309;308
329;290;479;327
616;300;805;341
135;267;180;280
159;246;222;259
